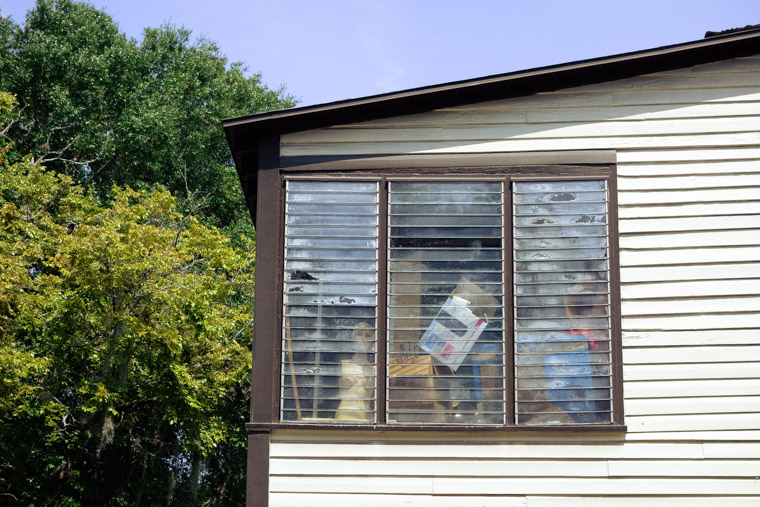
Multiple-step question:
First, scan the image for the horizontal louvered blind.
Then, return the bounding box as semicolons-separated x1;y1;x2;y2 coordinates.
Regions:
513;180;613;425
387;182;506;425
281;181;378;423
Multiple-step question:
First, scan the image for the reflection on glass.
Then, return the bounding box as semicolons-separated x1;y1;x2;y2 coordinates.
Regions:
281;181;378;423
387;181;505;425
514;180;612;425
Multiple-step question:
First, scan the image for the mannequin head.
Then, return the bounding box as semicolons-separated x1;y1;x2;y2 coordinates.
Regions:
564;282;608;330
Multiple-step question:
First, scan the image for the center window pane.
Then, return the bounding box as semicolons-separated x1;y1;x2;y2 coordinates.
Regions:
387;182;505;425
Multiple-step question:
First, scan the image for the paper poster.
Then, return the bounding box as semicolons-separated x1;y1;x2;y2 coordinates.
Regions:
418;296;486;371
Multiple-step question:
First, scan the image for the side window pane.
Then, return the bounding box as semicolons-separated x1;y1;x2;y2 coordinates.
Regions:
281;181;378;423
387;182;505;425
513;180;612;425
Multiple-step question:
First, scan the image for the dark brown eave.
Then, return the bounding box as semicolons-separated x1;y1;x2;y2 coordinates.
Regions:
224;27;760;160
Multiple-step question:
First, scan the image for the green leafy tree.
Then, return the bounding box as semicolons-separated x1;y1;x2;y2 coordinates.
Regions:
0;126;255;504
1;0;295;238
0;1;291;502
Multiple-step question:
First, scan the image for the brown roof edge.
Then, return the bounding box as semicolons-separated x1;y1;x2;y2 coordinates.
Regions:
224;26;760;151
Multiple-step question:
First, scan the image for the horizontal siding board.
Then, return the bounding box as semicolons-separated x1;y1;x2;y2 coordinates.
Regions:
529;101;760;123
560;67;760;92
442;116;760;138
619;230;760;249
618;175;760;191
358;102;760;127
618;202;760;219
451;88;760;110
623;379;760;398
528;497;760;506
623;363;760;381
271;494;530;507
269;442;705;459
430;477;760;495
294;117;760;143
623;346;760;364
621;313;760;331
618;147;760;163
527;101;760;123
271;477;760;497
270;476;433;494
609;87;760;106
624;413;760;433
620;279;760;299
618;188;760;206
625;396;760;414
270;459;609;477
624;430;760;441
622;329;760;347
621;297;760;316
620;265;760;283
270;476;760;495
281;133;760;157
499;89;760;110
270;458;760;477
617;160;760;176
620;246;760;266
704;442;760;458
271;493;760;507
653;56;760;73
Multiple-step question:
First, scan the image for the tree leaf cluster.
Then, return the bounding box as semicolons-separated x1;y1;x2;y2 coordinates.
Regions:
0;139;255;505
1;0;296;240
0;0;295;503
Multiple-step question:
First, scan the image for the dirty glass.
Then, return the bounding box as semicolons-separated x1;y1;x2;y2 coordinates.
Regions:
387;182;506;425
281;181;378;423
513;180;612;425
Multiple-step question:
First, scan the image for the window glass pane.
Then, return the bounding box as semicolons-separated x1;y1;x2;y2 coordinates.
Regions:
281;181;378;423
387;181;505;425
513;180;612;425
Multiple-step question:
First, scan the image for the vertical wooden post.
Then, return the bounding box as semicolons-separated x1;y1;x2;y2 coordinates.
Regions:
247;431;270;507
250;134;281;424
247;135;280;507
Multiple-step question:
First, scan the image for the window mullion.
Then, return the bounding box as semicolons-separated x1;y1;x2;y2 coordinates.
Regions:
504;177;515;426
377;178;388;425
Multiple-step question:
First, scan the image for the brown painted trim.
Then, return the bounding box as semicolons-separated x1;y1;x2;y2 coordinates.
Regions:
281;151;617;173
250;135;281;424
246;422;626;432
257;155;623;433
606;167;626;425
246;431;270;507
377;178;388;425
232;148;259;223
503;177;515;426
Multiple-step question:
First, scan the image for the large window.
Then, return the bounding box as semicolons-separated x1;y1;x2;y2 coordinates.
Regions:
277;161;621;428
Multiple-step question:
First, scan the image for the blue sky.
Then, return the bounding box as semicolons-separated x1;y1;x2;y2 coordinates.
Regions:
2;0;759;108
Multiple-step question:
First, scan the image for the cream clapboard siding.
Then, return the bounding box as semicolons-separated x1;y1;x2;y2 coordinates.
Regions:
269;55;760;505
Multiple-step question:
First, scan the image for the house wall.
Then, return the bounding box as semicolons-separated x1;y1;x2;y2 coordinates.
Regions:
268;55;760;506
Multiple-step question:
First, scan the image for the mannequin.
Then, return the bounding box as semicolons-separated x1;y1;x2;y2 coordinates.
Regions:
334;322;375;422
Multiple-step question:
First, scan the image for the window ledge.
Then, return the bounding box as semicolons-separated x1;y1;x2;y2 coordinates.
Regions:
245;422;627;433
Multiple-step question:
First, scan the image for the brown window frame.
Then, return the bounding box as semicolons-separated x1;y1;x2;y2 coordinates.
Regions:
247;149;625;432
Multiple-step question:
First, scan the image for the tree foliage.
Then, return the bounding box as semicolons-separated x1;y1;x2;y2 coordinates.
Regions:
0;0;291;500
0;129;255;504
1;0;295;237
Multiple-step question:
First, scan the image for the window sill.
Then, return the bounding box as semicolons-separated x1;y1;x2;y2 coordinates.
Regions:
245;422;627;433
